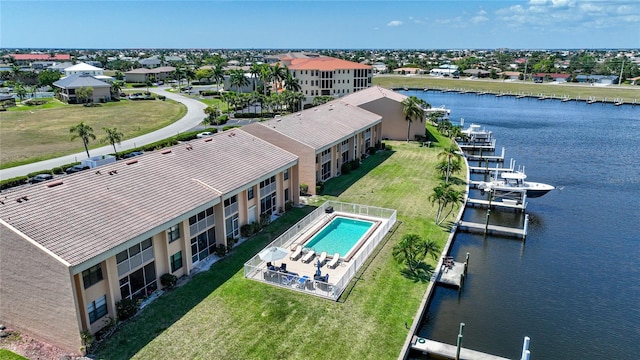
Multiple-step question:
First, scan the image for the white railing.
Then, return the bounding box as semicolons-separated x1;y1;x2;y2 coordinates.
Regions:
244;201;396;300
224;202;239;218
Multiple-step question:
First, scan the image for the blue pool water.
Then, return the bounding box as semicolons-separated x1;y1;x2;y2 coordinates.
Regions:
304;216;374;256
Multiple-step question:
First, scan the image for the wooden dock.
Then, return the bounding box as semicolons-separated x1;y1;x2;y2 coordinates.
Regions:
465;147;505;162
469;164;514;174
436;260;467;288
458;140;496;151
466;198;527;210
458;218;528;239
411;336;511;360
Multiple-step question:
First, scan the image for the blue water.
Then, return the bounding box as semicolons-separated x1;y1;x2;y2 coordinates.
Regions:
304;216;374;256
400;90;640;360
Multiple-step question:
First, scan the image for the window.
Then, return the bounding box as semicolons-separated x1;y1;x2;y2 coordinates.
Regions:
119;262;157;300
116;238;154;277
167;225;180;244
224;195;239;217
170;251;183;273
82;264;103;289
248;187;255;200
88;295;107;324
225;214;239;239
189;207;214;236
284;169;289;181
285;188;290;202
191;228;216;264
261;192;277;215
321;161;331;181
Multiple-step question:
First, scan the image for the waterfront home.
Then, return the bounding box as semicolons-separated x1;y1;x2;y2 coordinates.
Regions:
0;129;299;354
52;74;112;103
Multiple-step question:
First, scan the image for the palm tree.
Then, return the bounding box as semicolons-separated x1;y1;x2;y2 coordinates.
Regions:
212;63;225;92
259;64;273;96
102;127;124;158
401;96;425;142
439;187;464;225
229;69;249;94
438;144;462;183
429;182;450;224
249;63;262;92
110;80;123;99
70;122;96;158
270;63;288;94
14;82;27;101
284;72;302;92
76;86;93;104
392;233;441;276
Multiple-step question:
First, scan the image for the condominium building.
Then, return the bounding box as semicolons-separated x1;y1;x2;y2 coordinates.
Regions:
243;100;382;193
276;53;373;105
0;129;298;353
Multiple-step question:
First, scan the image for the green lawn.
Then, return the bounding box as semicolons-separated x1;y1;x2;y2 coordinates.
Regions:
0;99;186;168
94;125;463;360
374;75;640;103
0;349;28;360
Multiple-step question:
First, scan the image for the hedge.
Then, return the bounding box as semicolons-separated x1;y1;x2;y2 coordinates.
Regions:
222;125;241;131
0;176;28;190
233;112;276;119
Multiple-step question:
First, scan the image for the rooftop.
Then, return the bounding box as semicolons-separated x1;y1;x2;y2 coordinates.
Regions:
53;74;111;89
6;53;72;61
339;85;407;106
64;62;103;72
285;57;371;71
0;129;297;269
247;100;381;150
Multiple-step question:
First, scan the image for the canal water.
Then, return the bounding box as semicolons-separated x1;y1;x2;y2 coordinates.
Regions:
400;90;640;360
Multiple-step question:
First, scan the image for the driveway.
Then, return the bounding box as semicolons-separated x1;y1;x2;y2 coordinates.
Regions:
0;87;206;180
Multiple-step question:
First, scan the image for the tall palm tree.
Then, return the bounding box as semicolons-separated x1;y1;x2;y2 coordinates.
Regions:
270;63;288;94
212;63;225;92
249;63;263;92
70;122;96;158
102;127;124;158
14;82;27;101
401;96;425;142
110;80;123;99
438;144;462;183
229;69;249;94
284;72;302;92
259;64;273;96
429;182;450;224
439;187;464;225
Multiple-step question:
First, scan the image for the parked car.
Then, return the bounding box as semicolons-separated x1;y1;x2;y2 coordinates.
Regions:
123;151;144;159
29;174;53;184
196;132;215;138
65;165;90;174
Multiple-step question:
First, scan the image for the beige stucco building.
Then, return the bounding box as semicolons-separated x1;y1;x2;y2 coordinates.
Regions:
52;74;112;104
243;100;382;194
124;66;176;83
0;129;298;354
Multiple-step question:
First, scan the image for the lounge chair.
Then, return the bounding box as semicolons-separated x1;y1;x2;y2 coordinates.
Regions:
302;250;316;263
290;245;303;261
318;251;327;266
327;253;340;269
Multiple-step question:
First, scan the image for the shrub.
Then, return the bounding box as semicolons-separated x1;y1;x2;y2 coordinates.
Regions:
215;244;227;256
160;273;178;289
226;237;236;251
27;170;53;178
367;146;377;155
115;298;138;321
222;125;241;131
158;95;166;101
130;83;147;88
216;115;228;125
316;181;325;194
285;201;294;211
260;213;271;227
200;90;220;96
52;166;65;175
23;99;47;106
300;183;309;195
240;224;254;238
350;160;360;170
341;162;352;175
385;144;392;151
0;176;28;190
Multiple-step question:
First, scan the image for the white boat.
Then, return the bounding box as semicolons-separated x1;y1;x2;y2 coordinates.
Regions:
460;122;493;144
478;169;554;198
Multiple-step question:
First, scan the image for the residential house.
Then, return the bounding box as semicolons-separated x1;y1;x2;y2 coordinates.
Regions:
0;129;298;354
392;67;423;75
429;64;459;77
463;69;490;78
532;73;570;83
124;67;176;83
4;53;72;66
243;100;381;194
64;62;104;77
53;74;112;104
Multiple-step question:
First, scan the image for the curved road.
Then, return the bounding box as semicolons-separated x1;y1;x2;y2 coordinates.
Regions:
0;87;206;180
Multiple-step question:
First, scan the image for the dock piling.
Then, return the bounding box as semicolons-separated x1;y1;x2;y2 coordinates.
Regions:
455;323;465;360
520;336;531;360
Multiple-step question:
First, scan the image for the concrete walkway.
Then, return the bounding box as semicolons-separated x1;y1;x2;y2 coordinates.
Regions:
0;87;206;180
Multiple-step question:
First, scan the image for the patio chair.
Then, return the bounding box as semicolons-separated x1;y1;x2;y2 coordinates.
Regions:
318;251;327;266
279;263;287;272
290;245;303;261
327;253;340;269
302;250;316;263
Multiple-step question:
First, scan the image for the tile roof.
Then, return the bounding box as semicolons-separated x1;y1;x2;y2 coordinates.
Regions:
125;66;176;74
53;74;111;89
339;86;407;106
7;54;71;61
249;100;381;150
286;57;371;71
0;130;297;267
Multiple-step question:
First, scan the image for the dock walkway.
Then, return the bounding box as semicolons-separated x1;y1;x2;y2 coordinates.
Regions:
436;260;466;288
458;220;528;239
466;198;526;210
411;336;510;360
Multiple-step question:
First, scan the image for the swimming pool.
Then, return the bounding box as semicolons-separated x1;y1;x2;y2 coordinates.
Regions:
303;216;375;257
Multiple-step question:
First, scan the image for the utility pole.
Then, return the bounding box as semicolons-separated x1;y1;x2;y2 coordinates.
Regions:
618;58;625;86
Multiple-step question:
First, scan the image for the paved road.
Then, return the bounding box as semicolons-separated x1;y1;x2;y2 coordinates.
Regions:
0;87;207;180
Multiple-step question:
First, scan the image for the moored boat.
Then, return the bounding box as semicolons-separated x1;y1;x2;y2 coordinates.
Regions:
478;169;554;198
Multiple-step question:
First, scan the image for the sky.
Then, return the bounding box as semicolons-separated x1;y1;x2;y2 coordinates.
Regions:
1;0;639;49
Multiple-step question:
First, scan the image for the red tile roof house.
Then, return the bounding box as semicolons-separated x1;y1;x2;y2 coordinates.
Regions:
4;53;72;66
0;129;299;355
243;99;382;194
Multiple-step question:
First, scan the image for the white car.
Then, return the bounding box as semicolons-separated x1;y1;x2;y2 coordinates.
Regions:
196;132;215;138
